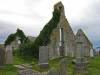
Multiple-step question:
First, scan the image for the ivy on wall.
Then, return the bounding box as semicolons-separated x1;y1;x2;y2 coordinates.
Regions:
5;29;27;46
17;9;61;59
9;8;61;60
34;9;61;46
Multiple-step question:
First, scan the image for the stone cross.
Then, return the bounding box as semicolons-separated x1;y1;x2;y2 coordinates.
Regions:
38;46;49;68
59;28;65;57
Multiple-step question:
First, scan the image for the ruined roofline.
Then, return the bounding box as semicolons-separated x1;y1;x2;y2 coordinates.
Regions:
54;1;63;7
54;1;64;11
76;29;93;47
54;1;76;39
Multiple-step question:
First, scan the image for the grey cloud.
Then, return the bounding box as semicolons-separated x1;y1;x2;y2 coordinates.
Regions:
0;9;43;21
70;1;100;48
0;20;17;43
0;0;100;48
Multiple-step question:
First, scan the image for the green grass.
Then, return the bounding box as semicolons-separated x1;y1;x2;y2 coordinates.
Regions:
13;56;100;75
1;56;100;75
31;57;63;72
88;56;100;75
49;57;74;75
0;64;19;75
13;55;37;65
31;57;74;74
0;55;37;75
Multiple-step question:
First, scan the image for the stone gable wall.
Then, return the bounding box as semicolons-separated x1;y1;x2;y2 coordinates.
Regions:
48;2;76;58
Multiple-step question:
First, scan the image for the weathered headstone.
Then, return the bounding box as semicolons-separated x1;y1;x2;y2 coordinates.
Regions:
48;68;58;75
0;48;5;66
5;45;13;64
39;46;49;68
59;58;67;75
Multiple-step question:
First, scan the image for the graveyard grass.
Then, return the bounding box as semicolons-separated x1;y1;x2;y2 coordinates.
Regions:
32;57;74;75
0;55;38;75
0;64;19;75
63;56;100;75
0;56;100;75
31;56;100;75
13;55;37;65
25;57;100;75
88;56;100;75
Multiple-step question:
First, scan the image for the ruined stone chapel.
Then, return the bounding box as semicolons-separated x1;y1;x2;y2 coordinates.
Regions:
48;2;93;59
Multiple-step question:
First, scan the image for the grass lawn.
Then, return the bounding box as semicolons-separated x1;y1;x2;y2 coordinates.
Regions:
0;55;37;75
88;56;100;75
0;64;19;75
31;56;100;75
49;57;74;75
0;56;100;75
32;57;74;75
13;55;37;65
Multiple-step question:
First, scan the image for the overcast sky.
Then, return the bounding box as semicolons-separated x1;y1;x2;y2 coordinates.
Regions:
0;0;100;48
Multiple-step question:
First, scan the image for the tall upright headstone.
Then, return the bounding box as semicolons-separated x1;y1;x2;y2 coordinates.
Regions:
0;47;5;66
39;46;49;68
5;45;13;64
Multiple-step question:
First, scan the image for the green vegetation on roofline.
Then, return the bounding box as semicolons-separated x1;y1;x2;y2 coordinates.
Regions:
34;9;61;46
17;9;61;59
5;28;27;46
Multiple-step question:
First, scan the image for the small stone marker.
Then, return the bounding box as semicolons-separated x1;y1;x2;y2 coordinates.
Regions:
0;48;5;66
59;58;67;75
39;46;49;68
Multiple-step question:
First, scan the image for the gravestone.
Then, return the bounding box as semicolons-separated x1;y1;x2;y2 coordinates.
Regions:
39;46;49;68
48;68;58;75
59;58;67;75
0;48;5;66
5;45;13;64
